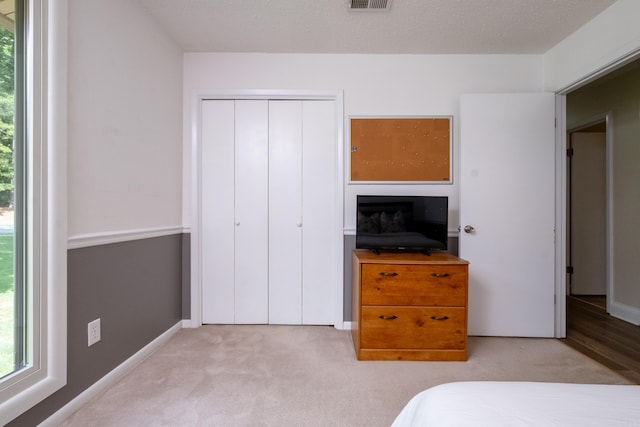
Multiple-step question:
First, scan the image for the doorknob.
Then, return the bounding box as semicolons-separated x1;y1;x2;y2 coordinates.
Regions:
463;225;475;233
235;221;240;226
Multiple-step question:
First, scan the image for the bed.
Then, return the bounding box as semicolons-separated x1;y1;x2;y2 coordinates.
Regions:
391;381;640;427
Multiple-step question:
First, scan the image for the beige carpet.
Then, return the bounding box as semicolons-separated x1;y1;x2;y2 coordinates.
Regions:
61;325;632;427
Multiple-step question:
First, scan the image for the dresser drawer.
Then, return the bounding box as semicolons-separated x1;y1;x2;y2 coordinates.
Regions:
361;264;467;306
360;306;466;350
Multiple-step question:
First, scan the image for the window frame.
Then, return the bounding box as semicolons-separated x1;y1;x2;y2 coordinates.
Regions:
0;0;67;423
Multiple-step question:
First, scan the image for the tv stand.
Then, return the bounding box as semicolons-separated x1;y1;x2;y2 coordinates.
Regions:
351;249;469;361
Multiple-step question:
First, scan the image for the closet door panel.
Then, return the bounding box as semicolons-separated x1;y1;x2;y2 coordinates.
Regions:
268;100;303;324
234;100;269;324
201;100;236;324
302;100;336;324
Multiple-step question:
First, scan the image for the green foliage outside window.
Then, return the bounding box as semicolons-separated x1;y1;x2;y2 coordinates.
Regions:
0;25;14;378
0;27;13;207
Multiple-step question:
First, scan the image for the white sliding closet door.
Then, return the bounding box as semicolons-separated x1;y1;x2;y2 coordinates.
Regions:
201;100;235;324
269;101;303;324
301;100;336;324
268;100;336;324
201;100;269;324
201;98;335;325
234;101;269;323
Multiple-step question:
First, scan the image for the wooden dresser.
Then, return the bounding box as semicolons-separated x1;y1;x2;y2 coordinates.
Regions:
351;249;469;361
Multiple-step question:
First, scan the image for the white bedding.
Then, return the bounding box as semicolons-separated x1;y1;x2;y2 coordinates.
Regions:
391;381;640;427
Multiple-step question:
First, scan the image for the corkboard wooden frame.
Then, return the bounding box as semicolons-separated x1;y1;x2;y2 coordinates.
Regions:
349;116;453;184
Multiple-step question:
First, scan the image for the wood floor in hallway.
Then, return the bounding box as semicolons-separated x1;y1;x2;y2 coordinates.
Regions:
564;295;640;384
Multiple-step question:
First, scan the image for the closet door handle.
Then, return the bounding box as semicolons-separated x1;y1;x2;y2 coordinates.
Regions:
430;316;449;321
378;315;398;320
431;272;450;278
379;272;398;277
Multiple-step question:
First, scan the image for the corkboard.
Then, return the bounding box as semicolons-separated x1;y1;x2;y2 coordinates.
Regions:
350;117;452;182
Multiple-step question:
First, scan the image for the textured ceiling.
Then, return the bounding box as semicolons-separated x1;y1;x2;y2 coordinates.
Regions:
136;0;617;54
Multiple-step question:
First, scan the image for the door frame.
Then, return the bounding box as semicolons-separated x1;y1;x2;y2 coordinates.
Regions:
554;95;567;337
553;47;640;337
566;114;613;301
554;102;614;338
188;90;345;329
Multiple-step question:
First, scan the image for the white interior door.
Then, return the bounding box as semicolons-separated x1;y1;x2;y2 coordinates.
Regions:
569;132;607;295
460;93;556;337
269;100;303;324
201;100;235;324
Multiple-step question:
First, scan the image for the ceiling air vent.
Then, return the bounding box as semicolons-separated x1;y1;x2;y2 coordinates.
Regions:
349;0;392;11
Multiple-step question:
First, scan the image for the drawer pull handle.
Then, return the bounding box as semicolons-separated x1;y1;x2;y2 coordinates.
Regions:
430;315;449;321
378;315;398;320
379;272;398;277
431;272;450;278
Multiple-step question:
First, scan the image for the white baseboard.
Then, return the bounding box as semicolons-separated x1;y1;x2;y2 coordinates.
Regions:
610;300;640;326
40;321;183;426
182;318;199;328
339;321;353;331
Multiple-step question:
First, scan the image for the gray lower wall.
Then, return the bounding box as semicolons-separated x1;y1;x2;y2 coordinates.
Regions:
9;234;184;426
182;233;191;319
9;232;456;424
343;234;459;321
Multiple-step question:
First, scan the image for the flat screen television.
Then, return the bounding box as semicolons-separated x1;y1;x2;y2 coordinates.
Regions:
356;195;448;254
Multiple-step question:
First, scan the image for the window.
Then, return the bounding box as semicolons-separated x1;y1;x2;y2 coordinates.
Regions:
0;0;66;424
0;1;19;381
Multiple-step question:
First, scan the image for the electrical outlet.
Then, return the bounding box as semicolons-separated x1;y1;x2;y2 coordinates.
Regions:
88;318;101;347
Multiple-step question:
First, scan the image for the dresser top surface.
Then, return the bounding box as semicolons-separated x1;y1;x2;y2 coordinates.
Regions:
352;249;469;265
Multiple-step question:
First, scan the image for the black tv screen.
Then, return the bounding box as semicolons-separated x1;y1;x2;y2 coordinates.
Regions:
356;195;448;253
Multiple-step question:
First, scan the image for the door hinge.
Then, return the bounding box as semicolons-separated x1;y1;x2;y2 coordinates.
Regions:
567;148;574;157
566;266;574;274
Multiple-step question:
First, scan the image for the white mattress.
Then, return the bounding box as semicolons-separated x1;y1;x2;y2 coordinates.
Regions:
391;381;640;427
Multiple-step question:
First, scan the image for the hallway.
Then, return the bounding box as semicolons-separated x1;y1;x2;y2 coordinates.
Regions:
564;295;640;384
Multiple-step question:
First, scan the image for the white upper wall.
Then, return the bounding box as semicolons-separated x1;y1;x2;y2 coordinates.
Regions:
544;0;640;91
67;0;183;237
183;53;544;231
64;0;640;236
